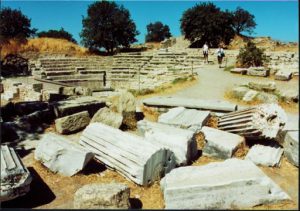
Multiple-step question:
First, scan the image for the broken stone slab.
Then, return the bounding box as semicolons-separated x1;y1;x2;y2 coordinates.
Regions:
143;96;237;112
218;104;287;139
74;183;130;209
137;120;198;165
242;90;258;102
55;111;91;134
1;145;32;202
79;123;176;186
248;81;276;92
158;107;210;132
14;101;49;116
34;133;94;176
91;107;123;128
282;131;298;167
160;158;291;209
232;86;250;99
247;67;270;77
245;145;283;167
52;96;107;118
201;126;244;159
275;70;292;81
279;89;299;103
59;86;75;95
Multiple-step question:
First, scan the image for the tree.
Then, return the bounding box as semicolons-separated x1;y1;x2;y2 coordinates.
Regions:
180;2;235;48
232;7;256;35
37;28;77;44
236;41;268;67
0;7;36;44
145;21;171;42
80;1;139;53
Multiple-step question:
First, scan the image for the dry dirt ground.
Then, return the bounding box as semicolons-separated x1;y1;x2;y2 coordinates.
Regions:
2;62;299;209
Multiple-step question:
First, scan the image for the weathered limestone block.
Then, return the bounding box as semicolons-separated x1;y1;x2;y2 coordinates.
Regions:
201;126;244;159
275;70;292;81
232;86;250;99
248;81;276;92
74;183;130;209
79;123;176;186
59;86;75;95
91;107;123;128
230;68;248;74
279;90;299;103
52;96;107;117
1;145;32;202
109;91;136;113
158;107;210;131
160;158;291;209
137;120;197;165
143;96;237;112
242;90;258;102
247;67;269;77
282;131;298;167
75;86;92;96
218;104;287;139
55;111;90;134
35;133;94;176
32;83;43;92
246;145;283;167
256;92;278;103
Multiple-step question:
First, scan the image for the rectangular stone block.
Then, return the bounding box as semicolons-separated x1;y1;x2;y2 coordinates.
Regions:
201;126;244;159
246;145;283;167
275;71;292;81
283;131;298;167
161;158;291;209
55;111;91;134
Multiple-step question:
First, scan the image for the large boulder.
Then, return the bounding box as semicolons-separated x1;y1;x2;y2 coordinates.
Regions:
35;133;94;176
55;111;91;134
91;107;123;128
74;183;130;209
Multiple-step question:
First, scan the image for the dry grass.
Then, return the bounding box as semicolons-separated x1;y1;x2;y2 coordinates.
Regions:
1;38;89;58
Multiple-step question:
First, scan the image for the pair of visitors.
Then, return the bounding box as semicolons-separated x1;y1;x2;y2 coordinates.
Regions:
202;43;225;67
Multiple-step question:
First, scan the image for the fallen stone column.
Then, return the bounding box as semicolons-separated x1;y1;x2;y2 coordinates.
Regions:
79;122;176;186
160;158;291;209
1;145;32;202
218;104;287;139
137;120;198;165
35;133;94;176
143;96;237;112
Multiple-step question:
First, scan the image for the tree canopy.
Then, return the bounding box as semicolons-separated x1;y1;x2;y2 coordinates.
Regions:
37;28;77;43
0;7;36;44
180;2;235;48
80;1;139;53
145;21;172;42
232;7;256;35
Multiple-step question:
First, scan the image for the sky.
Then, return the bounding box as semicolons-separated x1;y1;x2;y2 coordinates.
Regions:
2;0;299;45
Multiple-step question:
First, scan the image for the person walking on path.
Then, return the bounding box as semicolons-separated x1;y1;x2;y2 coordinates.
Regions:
202;42;209;64
216;45;225;68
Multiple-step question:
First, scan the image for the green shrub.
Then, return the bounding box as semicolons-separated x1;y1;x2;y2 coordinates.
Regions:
236;41;268;68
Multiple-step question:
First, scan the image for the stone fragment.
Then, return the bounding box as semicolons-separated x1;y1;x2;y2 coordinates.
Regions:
282;131;298;167
59;86;75;95
109;91;136;113
279;90;299;103
232;86;250;99
256;92;278;103
1;145;32;202
79;123;176;186
247;67;269;77
158;107;210;132
55;111;90;134
218;104;287;139
32;83;43;92
91;107;123;128
143;96;237;112
137;120;198;165
35;133;94;176
160;158;291;209
74;183;130;209
248;81;276;92
246;145;283;167
242;90;258;102
230;68;247;74
75;86;92;96
52;96;107;117
201;126;244;159
275;70;292;81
